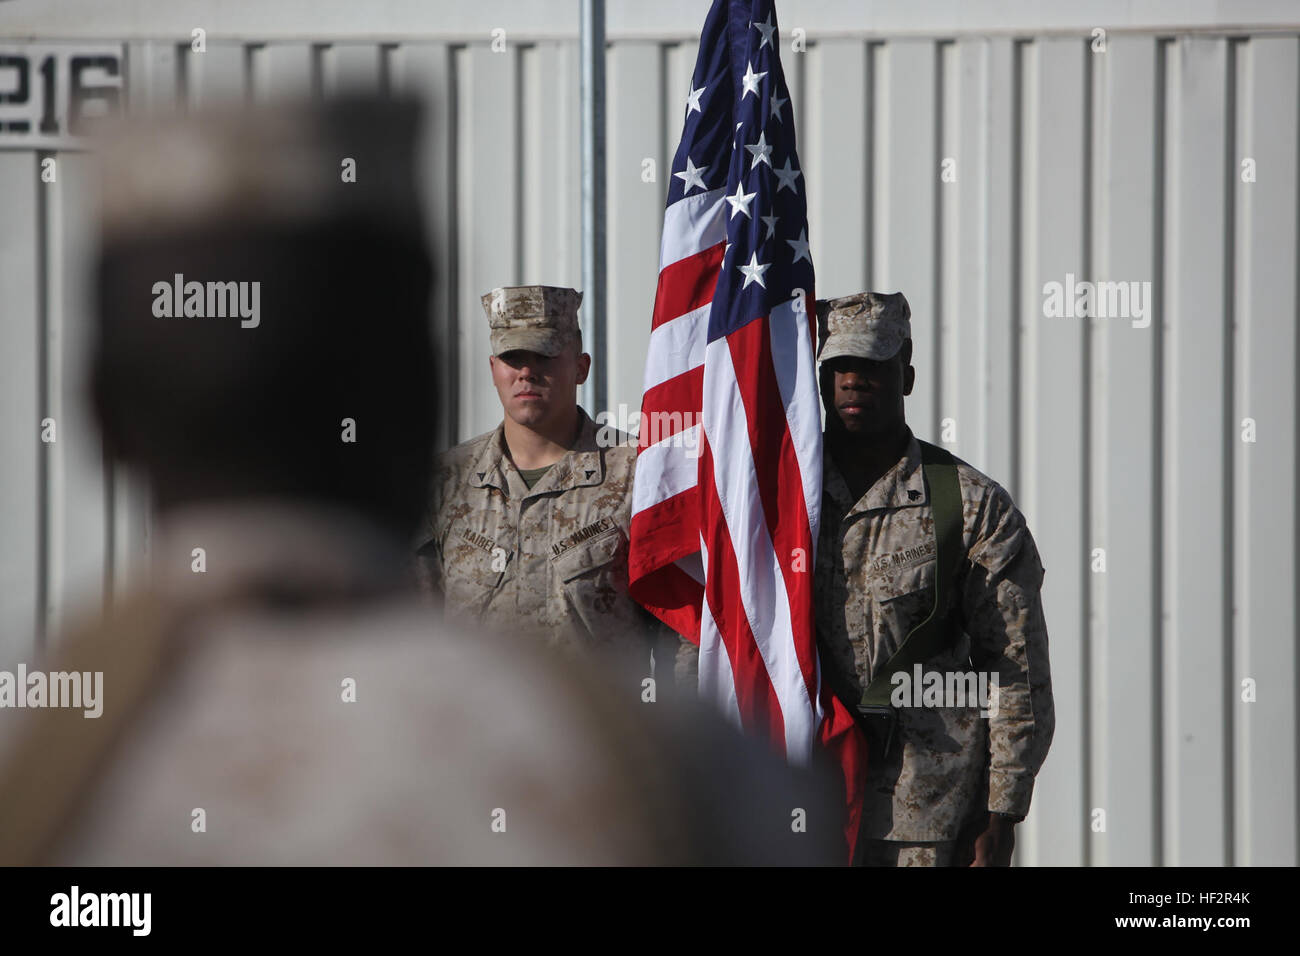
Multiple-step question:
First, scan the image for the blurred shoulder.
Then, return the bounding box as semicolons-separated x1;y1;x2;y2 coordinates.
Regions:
52;599;668;865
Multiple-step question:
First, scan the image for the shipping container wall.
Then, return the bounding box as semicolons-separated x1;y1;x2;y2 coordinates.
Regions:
1;2;1297;866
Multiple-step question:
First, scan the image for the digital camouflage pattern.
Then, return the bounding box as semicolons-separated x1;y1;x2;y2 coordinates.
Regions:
481;285;583;357
816;290;912;363
815;431;1055;842
97;97;424;245
418;410;690;673
860;839;957;867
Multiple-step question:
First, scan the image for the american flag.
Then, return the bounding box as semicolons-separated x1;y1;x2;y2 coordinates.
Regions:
628;0;867;856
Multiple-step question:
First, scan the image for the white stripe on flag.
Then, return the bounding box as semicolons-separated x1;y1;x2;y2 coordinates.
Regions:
675;551;705;586
643;303;710;393
659;188;727;268
768;297;824;553
631;427;701;516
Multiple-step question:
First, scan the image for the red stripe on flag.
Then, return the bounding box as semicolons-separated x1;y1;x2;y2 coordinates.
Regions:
629;486;704;642
637;366;704;451
629;560;703;643
651;242;725;330
819;675;869;861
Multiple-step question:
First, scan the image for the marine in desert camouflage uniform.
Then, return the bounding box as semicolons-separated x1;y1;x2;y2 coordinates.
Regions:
417;288;693;678
812;291;1055;867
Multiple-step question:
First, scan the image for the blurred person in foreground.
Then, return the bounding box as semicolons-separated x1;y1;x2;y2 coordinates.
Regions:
0;96;839;866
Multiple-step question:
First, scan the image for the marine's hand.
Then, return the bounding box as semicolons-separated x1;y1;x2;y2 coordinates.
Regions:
968;814;1016;867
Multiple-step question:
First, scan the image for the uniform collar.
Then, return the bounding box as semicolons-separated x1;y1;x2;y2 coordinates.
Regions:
468;408;606;496
824;430;928;516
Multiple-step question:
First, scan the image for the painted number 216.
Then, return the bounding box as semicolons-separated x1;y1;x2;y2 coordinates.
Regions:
0;54;120;135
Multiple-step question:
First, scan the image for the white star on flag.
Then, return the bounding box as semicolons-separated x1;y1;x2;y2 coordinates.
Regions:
725;182;757;219
787;227;811;264
741;62;767;98
686;84;705;115
769;91;788;122
744;131;773;170
761;213;779;240
774;157;803;193
752;12;777;49
738;251;771;288
674;156;708;193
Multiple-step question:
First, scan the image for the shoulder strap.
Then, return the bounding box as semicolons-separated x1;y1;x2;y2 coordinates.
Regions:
858;440;963;710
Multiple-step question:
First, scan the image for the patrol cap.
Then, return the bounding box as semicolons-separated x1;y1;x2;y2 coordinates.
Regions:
95;94;424;245
481;285;583;357
816;291;912;363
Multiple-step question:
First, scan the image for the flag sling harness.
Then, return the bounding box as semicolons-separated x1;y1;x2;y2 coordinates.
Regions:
856;441;964;751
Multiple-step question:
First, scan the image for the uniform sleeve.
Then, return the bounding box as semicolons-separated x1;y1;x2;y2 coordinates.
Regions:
642;612;699;695
414;537;444;601
960;488;1055;820
413;465;447;602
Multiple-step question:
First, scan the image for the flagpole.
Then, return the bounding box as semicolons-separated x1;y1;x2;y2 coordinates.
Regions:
579;0;606;416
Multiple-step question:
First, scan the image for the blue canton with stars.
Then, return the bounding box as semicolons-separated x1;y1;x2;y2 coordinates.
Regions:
667;0;814;343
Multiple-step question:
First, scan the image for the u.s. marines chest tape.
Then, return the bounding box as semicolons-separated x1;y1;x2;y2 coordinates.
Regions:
550;517;617;559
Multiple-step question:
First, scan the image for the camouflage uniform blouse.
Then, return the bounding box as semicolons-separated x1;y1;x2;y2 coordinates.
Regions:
417;410;668;660
815;432;1056;842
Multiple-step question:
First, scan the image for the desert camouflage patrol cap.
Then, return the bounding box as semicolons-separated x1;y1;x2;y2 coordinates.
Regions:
816;291;912;363
481;285;583;357
95;94;423;244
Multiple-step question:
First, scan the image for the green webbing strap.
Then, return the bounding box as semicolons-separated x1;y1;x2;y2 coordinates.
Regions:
858;440;963;710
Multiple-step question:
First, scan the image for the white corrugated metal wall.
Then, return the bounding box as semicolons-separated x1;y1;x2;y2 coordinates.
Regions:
1;0;1296;866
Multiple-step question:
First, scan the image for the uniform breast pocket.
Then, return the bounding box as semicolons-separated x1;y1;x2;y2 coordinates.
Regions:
871;558;935;601
869;559;938;626
441;529;509;615
868;558;970;669
550;530;631;640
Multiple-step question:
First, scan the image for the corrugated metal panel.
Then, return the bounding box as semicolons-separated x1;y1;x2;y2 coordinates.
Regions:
0;150;41;664
1232;35;1298;870
0;15;1296;866
43;149;108;647
1091;35;1162;868
1163;35;1233;867
4;0;1300;40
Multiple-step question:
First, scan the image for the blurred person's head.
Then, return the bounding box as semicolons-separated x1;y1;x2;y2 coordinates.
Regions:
90;96;436;535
